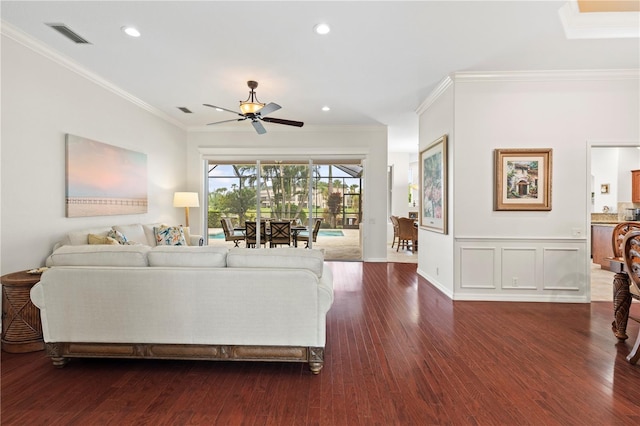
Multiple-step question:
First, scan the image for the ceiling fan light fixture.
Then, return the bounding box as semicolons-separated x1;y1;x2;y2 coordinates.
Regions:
239;80;265;114
239;101;265;115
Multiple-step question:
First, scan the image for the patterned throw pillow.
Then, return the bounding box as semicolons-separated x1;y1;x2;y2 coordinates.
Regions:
107;229;129;245
154;225;187;246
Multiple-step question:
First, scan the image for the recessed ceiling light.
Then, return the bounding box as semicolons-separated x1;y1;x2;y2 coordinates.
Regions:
322;106;331;112
314;23;330;35
121;26;141;37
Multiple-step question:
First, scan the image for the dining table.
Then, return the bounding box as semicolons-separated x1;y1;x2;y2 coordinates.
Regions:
234;224;308;247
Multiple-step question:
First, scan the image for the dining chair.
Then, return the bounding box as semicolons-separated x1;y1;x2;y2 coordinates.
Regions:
621;230;640;364
245;221;267;248
269;221;292;247
390;215;400;248
221;218;244;247
396;217;417;252
298;219;322;248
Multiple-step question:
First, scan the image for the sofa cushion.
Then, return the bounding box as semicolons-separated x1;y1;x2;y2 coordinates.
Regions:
227;248;324;278
143;223;162;246
46;245;150;267
148;246;228;267
88;234;119;245
113;224;149;245
67;226;113;245
154;225;187;246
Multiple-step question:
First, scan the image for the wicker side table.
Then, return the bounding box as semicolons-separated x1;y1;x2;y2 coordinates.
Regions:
1;270;44;353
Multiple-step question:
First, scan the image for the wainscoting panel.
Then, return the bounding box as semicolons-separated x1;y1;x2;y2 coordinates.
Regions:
542;247;581;291
501;248;537;290
455;237;588;302
459;247;496;289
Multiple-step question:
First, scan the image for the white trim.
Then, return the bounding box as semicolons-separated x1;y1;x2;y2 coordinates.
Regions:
559;0;640;40
415;75;453;115
188;124;385;133
0;20;185;129
456;236;587;242
453;69;640;82
198;146;369;162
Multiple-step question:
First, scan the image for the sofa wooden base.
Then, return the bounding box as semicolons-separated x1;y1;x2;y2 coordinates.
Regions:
45;342;324;374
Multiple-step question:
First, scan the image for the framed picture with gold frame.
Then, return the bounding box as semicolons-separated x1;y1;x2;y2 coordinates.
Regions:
494;148;552;211
420;135;447;234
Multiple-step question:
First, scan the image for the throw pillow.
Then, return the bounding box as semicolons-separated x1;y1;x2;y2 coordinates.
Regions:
107;229;129;245
88;234;119;245
154;225;187;246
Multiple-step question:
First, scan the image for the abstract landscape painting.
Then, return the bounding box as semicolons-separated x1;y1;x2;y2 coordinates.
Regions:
65;134;148;217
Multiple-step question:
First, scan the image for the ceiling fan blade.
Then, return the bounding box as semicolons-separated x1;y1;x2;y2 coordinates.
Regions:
207;118;246;126
252;120;267;135
203;104;244;117
261;116;304;127
257;102;281;117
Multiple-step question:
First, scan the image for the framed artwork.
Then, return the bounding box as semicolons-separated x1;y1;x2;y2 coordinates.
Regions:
420;135;447;234
494;148;552;211
600;184;610;194
66;134;148;217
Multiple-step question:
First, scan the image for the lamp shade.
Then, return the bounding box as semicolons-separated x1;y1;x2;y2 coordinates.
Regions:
173;192;199;208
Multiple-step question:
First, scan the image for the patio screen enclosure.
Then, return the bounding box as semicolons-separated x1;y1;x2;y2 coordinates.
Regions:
207;162;362;238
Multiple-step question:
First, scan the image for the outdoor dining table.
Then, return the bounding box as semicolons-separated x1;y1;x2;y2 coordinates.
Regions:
234;225;308;247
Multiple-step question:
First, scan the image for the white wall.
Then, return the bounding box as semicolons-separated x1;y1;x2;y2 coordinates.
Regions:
590;147;640;212
427;70;639;302
388;151;410;242
616;148;640;204
1;33;187;273
186;126;389;261
416;78;455;297
591;147;620;212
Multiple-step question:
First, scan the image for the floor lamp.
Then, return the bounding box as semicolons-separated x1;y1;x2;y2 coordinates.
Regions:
173;192;199;228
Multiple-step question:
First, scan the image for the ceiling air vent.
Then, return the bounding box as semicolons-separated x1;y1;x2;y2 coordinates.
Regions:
177;107;193;114
45;23;91;44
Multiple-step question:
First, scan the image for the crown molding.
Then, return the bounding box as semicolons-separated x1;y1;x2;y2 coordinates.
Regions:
187;124;386;133
415;75;453;115
559;0;640;39
452;69;640;82
1;20;185;130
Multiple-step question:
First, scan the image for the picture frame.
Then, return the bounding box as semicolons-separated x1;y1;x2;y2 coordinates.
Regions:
600;184;610;194
66;134;148;217
420;135;447;234
494;148;552;211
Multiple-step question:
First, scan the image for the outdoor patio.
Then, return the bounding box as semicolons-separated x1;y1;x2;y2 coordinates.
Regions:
207;227;417;263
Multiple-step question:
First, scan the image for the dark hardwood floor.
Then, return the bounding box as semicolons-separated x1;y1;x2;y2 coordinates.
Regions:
2;262;640;425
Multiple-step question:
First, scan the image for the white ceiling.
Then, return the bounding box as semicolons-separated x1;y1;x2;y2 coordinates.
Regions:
1;1;639;153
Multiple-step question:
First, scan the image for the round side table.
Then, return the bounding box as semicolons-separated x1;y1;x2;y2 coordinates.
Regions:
1;270;44;353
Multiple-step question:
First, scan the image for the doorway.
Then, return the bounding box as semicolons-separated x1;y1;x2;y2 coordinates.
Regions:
588;143;640;301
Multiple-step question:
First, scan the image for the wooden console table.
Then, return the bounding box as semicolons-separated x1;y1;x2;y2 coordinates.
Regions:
1;270;44;353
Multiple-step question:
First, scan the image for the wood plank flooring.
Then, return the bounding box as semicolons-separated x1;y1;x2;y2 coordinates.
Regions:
2;262;640;425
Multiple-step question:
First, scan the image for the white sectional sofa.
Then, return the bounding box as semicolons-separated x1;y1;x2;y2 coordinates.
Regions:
51;222;204;251
32;246;334;374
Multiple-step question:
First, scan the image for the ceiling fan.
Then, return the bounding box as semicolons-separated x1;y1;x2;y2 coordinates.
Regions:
204;81;304;135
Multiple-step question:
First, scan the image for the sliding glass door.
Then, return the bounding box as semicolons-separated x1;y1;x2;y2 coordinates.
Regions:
206;160;362;260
